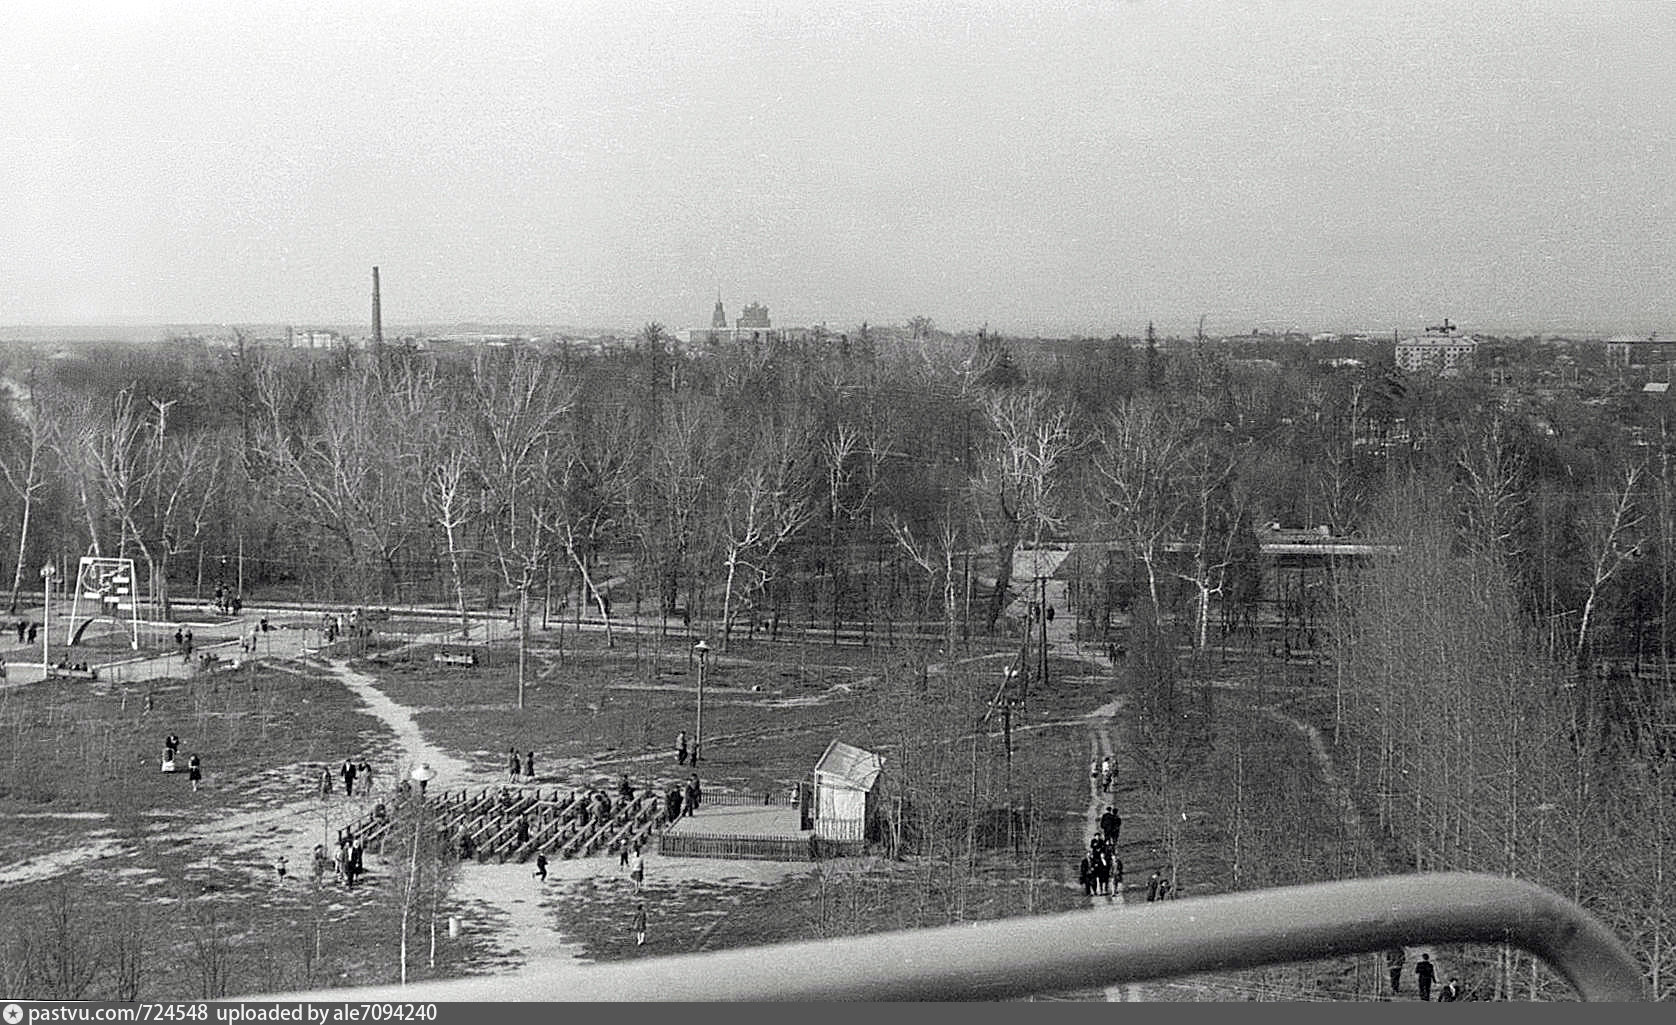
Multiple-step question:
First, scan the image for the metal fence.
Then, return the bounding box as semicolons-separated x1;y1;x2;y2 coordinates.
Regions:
256;872;1646;1001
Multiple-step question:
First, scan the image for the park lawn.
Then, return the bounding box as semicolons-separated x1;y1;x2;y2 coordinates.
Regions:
0;664;392;820
4;849;483;998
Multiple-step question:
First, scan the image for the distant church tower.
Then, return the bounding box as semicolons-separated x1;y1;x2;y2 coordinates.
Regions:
711;295;728;329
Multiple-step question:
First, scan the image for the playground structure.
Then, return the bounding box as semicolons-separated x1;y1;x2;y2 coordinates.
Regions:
337;786;664;865
68;556;140;650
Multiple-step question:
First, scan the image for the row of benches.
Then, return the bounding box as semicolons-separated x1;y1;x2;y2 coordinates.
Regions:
351;786;664;865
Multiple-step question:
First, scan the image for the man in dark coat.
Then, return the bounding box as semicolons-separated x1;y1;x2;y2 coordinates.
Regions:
1387;948;1405;994
1415;953;1435;1001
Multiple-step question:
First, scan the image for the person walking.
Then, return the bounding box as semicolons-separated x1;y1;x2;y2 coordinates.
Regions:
174;627;184;649
1100;755;1113;792
683;778;698;818
619;842;631;870
27;622;37;644
508;747;521;783
676;730;688;766
524;750;535;781
1078;853;1093;897
1415;953;1435;1001
342;759;356;798
188;753;202;792
535;852;548;882
16;619;25;644
1146;870;1162;902
630;844;645;893
1111;854;1124;894
1386;948;1405;995
320;767;333;797
633;903;647;947
359;761;372;794
275;855;288;883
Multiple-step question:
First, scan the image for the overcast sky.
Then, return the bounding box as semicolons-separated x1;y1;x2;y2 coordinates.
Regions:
2;0;1671;337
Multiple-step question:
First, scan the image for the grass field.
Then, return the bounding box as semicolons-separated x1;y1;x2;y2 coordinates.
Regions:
0;606;1434;1001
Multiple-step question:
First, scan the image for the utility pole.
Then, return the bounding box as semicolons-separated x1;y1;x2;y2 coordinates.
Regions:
1037;574;1050;712
372;266;384;347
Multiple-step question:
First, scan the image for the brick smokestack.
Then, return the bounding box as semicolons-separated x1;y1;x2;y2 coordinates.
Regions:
372;266;383;346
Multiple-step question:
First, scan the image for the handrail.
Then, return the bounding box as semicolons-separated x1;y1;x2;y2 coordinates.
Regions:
257;872;1646;1001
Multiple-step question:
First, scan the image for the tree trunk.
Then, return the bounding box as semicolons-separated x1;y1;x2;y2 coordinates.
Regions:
721;552;741;651
8;491;32;613
443;520;469;638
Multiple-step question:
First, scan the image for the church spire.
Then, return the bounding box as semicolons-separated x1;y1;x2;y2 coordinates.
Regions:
712;294;728;329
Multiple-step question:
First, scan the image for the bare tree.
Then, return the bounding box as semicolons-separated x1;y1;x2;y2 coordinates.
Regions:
468;346;574;708
1577;462;1644;659
1093;397;1197;627
718;416;815;649
0;370;51;612
969;389;1075;631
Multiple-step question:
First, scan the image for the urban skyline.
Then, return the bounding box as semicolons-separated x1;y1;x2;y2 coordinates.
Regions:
2;2;1672;337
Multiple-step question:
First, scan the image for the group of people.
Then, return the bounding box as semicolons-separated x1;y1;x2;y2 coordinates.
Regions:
508;747;536;782
160;733;203;790
12;620;39;644
211;585;242;616
1080;834;1123;897
239;618;272;654
1091;755;1116;793
173;627;195;663
310;832;366;888
320;758;373;798
663;774;703;823
1388;950;1463;1001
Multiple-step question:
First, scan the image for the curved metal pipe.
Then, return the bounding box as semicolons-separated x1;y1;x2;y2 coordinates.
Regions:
261;872;1646;1001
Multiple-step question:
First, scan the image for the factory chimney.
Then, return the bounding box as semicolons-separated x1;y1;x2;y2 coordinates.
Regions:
372;266;384;346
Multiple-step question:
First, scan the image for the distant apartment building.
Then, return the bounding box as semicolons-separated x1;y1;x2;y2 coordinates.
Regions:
289;327;343;349
1605;333;1670;369
1396;320;1478;376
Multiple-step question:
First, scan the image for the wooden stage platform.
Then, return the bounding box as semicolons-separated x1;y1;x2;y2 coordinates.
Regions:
659;803;814;861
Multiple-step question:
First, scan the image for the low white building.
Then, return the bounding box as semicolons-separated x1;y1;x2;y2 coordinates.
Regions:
812;740;883;844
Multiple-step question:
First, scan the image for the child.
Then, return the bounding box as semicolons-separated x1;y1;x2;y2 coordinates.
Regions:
534;852;548;882
633;904;647;947
275;856;288;882
188;754;202;792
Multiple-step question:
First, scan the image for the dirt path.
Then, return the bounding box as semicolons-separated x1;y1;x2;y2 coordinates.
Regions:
1259;704;1447;999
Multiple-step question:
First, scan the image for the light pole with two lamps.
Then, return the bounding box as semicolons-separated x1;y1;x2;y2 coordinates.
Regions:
693;640;710;766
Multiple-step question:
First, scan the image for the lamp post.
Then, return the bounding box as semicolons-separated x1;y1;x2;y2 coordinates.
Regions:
693;640;710;766
39;562;55;672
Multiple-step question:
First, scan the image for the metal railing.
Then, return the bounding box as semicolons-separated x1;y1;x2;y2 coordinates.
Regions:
259;872;1646;1002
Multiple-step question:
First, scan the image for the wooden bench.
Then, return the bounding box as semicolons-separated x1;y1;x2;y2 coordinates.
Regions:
431;651;478;667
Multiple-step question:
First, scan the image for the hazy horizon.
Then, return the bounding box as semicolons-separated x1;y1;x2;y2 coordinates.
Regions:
3;1;1672;338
